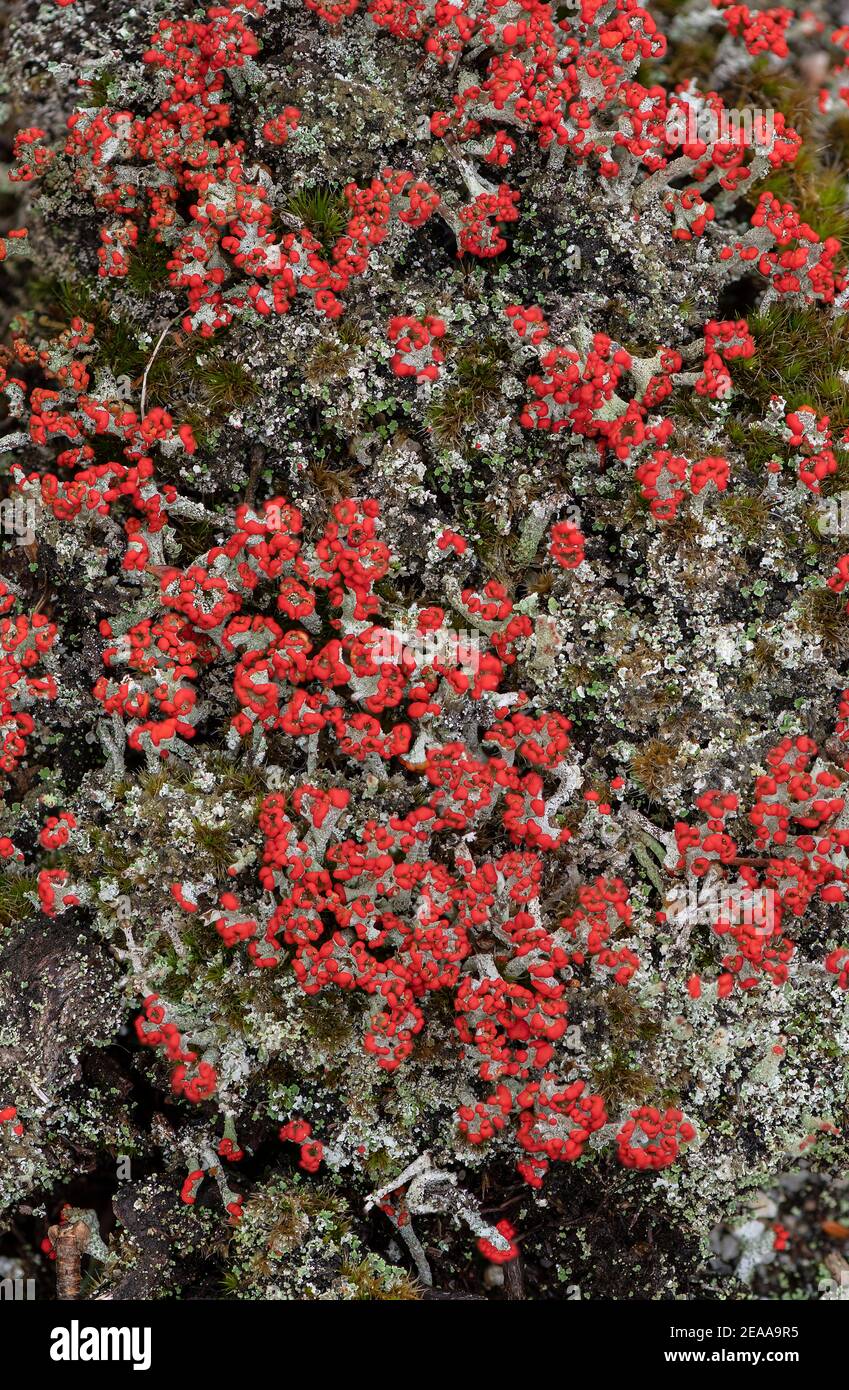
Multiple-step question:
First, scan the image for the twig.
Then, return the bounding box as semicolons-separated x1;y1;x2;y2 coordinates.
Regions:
140;318;178;418
244;442;267;509
504;1253;525;1299
49;1221;90;1300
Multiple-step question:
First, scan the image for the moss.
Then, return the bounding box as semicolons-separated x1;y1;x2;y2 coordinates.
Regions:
139;769;171;799
171;513;220;564
751;637;780;674
719;494;772;544
724;58;812;136
26;274;150;379
95;317;149;380
193;359;260;420
761;156;849;252
428;341;507;444
125;234;171;298
81;829;134;876
304;338;352;383
27;274;101;327
799;586;849;654
653;36;717;89
304;455;359;503
820;447;849;498
285;185;347;249
453;340;508;397
142;335;259;429
204;755;269;799
723;417;783;473
734;306;849;430
224;1177;369;1298
824;114;849;169
84;69;117;105
630;740;679;800
337;1257;420;1300
300;995;356;1050
722;57;849;252
337;316;368;349
0;875;38;929
592;1052;657;1110
191;819;234;878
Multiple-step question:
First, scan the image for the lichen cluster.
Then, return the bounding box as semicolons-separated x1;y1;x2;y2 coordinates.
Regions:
2;0;849;1301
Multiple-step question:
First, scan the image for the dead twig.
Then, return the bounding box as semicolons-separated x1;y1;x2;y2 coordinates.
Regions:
49;1220;90;1300
140;317;179;418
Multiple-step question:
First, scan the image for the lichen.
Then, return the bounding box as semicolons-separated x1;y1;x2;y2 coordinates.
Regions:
2;0;849;1304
